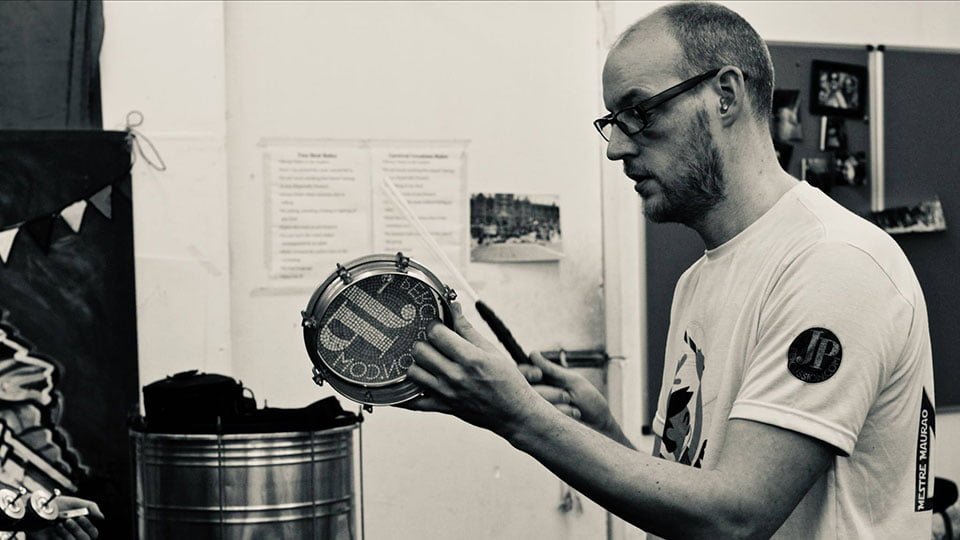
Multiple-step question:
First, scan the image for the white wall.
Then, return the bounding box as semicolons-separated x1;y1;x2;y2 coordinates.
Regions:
99;0;233;392
223;2;607;539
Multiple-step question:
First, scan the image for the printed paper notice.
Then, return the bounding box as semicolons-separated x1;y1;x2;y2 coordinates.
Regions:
266;146;371;281
372;145;466;265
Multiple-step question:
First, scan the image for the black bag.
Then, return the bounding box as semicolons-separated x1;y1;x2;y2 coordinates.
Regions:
138;370;358;434
142;370;255;432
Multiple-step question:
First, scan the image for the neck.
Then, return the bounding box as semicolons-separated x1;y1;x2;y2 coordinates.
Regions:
690;131;797;250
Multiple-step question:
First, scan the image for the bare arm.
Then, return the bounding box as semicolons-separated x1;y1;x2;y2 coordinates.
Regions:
403;306;834;539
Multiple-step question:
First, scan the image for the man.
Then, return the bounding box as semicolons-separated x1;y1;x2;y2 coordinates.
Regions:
403;2;935;538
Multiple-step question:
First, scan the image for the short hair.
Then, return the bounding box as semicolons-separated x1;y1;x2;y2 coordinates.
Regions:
619;2;775;123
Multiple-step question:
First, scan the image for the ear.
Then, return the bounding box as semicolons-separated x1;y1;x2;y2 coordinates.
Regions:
712;66;747;127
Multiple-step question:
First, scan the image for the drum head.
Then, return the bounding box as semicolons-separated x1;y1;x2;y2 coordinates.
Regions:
302;254;455;406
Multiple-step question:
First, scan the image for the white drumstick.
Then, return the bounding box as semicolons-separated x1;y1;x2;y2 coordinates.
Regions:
381;176;479;302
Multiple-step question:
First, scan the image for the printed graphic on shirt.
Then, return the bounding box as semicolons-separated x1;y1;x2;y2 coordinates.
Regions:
654;331;708;467
915;387;935;512
787;327;842;383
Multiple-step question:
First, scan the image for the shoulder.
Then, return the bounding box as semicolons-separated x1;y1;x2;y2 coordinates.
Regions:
784;185;922;309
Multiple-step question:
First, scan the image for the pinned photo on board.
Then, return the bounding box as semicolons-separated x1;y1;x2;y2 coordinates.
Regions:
819;116;848;152
801;157;837;193
470;193;563;263
772;89;804;143
834;151;867;187
870;198;947;234
810;60;867;118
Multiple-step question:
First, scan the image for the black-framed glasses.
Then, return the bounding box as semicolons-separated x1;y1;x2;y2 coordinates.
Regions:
593;68;721;141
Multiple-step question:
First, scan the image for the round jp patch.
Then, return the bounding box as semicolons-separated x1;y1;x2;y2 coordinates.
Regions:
786;327;842;383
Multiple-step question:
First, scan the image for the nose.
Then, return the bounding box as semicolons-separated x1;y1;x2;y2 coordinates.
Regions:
605;125;639;162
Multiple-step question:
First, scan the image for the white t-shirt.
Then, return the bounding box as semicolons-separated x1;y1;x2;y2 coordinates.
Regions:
652;181;936;538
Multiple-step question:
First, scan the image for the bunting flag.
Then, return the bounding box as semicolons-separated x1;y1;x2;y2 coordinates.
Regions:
0;229;18;264
60;200;88;233
0;181;130;267
88;185;112;220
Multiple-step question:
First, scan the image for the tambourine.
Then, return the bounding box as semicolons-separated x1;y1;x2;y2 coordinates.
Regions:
302;253;457;406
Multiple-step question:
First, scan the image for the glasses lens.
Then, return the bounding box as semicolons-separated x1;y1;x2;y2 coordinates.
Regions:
599;120;614;141
619;108;646;135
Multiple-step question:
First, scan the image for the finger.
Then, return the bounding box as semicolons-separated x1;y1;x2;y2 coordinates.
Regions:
75;516;99;539
83;502;104;521
52;523;70;539
56;496;104;520
425;321;488;368
410;341;463;384
533;385;571;405
448;302;500;355
404;363;456;399
556;404;582;420
394;394;453;414
61;519;91;540
518;364;543;384
529;351;577;385
48;523;70;539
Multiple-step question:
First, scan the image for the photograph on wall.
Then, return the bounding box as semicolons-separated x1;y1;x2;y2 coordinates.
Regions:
810;60;867;118
819;116;848;151
801;157;837;193
771;89;804;143
870;198;947;234
834;151;868;187
470;193;562;263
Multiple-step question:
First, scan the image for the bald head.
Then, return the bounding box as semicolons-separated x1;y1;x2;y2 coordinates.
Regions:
614;2;774;123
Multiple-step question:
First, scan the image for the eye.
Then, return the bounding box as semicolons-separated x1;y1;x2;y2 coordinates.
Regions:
620;107;645;122
618;107;647;132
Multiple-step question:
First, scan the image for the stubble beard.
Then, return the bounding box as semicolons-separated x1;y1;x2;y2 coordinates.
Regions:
643;109;727;225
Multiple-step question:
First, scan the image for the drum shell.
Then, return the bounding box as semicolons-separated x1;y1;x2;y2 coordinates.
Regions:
132;426;356;540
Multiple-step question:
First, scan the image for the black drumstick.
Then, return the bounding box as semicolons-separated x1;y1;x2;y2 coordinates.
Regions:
476;300;530;365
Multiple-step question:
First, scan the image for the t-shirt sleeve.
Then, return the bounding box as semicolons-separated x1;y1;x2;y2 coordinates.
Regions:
729;241;913;455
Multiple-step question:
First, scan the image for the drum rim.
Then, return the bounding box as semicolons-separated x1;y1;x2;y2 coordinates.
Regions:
302;253;455;406
130;423;359;440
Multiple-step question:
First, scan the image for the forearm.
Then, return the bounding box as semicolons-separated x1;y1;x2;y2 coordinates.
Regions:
504;400;749;539
595;416;636;450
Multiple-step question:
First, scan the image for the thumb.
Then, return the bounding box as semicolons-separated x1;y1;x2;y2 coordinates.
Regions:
449;302;498;354
529;351;577;386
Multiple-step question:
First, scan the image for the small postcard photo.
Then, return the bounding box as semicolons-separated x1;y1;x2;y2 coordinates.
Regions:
834;151;867;187
819;116;848;152
772;89;804;143
871;199;947;235
470;193;563;263
801;157;836;193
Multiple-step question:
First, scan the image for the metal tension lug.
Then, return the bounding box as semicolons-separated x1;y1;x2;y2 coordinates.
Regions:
300;311;317;329
394;252;410;272
335;263;352;284
363;404;374;414
443;286;458;303
311;367;324;387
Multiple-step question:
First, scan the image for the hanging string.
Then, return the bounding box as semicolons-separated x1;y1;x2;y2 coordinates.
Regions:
125;111;167;172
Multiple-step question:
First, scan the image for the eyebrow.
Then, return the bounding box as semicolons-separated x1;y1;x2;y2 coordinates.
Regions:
612;87;654;110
